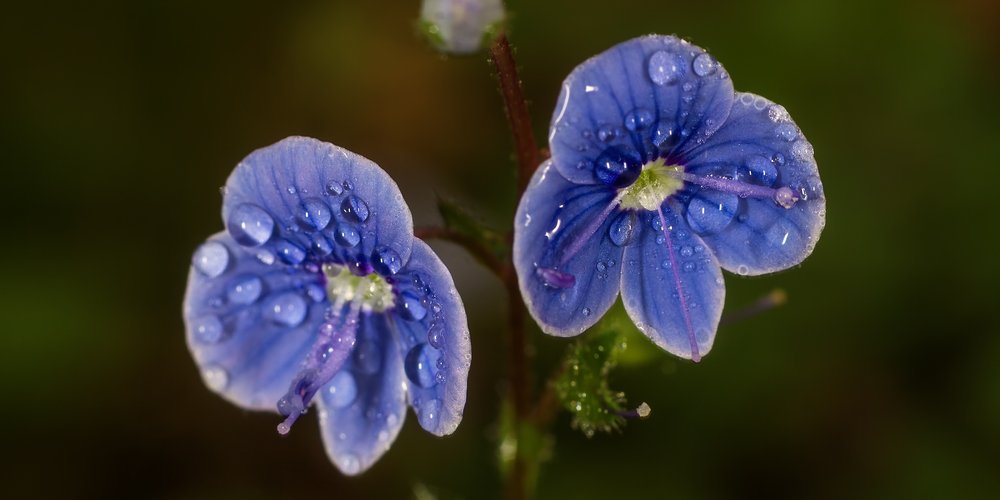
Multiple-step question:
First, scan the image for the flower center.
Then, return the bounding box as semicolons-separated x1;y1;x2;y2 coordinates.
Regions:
323;263;395;313
618;158;685;211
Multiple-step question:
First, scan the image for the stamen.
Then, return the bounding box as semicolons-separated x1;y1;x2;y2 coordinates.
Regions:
536;191;625;288
666;171;800;208
657;206;700;362
277;280;367;435
614;402;651;419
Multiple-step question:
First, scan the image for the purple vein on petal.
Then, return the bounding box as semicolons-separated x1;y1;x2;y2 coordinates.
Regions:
656;205;700;362
556;191;626;268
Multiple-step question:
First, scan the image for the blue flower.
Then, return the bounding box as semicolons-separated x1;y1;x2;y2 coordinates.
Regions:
184;137;471;475
514;36;825;361
420;0;506;54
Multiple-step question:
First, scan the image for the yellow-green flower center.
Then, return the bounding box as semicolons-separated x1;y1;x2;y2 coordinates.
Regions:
323;264;395;312
618;158;685;211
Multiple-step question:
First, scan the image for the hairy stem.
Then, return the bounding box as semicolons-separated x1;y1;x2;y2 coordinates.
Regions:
489;31;540;197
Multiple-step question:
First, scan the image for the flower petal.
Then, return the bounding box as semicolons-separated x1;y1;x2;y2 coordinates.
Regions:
183;231;326;410
621;207;725;359
222;136;414;273
683;93;826;275
316;314;408;476
514;160;626;337
548;35;735;185
391;239;471;436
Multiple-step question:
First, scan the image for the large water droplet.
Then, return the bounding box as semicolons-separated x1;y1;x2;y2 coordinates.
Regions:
371;247;402;276
296;198;332;231
265;292;307;327
398;292;427;321
192;315;224;344
312;234;334;256
405;343;441;388
623;108;654;132
334;223;361;248
692;53;718;77
202;365;229;391
775;123;797;142
227;275;262;305
594;146;642;188
192;241;229;278
228;203;274;246
427;323;445;349
739;155;778;187
337;453;361;475
648;50;685;85
341;196;369;224
686;191;738;235
417;398;442;430
609;211;638;246
324;370;357;408
353;340;381;374
276;239;306;265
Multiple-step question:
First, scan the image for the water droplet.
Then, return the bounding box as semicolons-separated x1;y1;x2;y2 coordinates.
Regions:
417;398;442;430
607;259;616;267
227;203;274;246
596;124;616;142
334;223;361;248
623;108;654;132
202;365;229;391
227;275;262;305
275;239;306;265
661;259;672;269
387;413;399;427
767;105;790;123
575;160;587;170
694;245;704;253
582;129;592;138
287;186;297;194
656;235;666;245
353;341;381;374
737;264;750;276
772;152;786;166
683;262;696;273
790;140;814;162
582;307;591;316
596;262;607;272
398;292;427;321
686;190;738;235
680;246;694;257
609;210;638;246
739;155;778;187
682;82;694;92
306;283;326;303
595;146;643;188
295;198;332;231
256;248;275;265
312;234;334;256
648;50;685;85
192;241;229;278
405;343;442;388
341;196;369;224
371;246;402;276
324;370;357;408
775;123;797;142
337;453;361;475
427;323;445;349
342;180;354;191
435;371;447;384
326;181;343;195
692;53;718;77
192;315;224;344
265;292;307;327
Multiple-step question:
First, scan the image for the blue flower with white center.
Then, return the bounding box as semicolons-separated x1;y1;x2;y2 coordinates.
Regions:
184;137;471;475
514;35;825;362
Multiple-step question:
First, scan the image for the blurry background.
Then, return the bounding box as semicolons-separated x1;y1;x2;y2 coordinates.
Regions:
2;0;999;498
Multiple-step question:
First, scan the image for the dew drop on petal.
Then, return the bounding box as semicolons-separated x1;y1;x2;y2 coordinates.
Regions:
326;181;343;195
427;323;445;349
202;365;229;391
772;152;786;166
737;264;750;276
371;246;402;276
337;454;361;475
692;53;718;77
405;343;441;388
398;292;427;321
192;315;224;344
265;292;307;327
312;234;335;256
609;211;637;246
296;198;332;231
341;195;369;223
623;108;654;132
353;341;381;374
227;275;262;305
342;180;354;191
306;283;326;303
648;50;685;85
324;371;357;408
582;307;591;317
228;203;274;246
192;241;229;278
775;123;797;142
334;223;361;248
276;239;307;265
417;398;442;430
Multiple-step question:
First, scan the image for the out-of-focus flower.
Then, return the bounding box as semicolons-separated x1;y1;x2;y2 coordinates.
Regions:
514;35;825;361
419;0;505;54
184;137;471;474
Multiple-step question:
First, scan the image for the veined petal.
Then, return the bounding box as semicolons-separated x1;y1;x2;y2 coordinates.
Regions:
391;239;471;436
514;160;626;337
548;35;735;185
621;207;725;359
683;93;826;275
222;136;414;272
316;314;408;476
184;231;325;410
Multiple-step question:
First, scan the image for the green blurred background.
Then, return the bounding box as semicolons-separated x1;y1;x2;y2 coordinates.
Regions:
2;0;999;498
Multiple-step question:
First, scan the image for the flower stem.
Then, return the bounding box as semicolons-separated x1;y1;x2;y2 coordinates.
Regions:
489;31;540;197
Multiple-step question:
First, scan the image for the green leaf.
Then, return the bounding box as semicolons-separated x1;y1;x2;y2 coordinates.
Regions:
496;397;553;498
554;322;629;437
436;197;508;260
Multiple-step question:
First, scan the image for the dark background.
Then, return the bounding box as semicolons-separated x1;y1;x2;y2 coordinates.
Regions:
2;0;999;498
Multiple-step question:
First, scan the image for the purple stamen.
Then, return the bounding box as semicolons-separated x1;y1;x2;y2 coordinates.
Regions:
657;206;701;363
667;171;799;208
536;267;576;288
276;281;366;435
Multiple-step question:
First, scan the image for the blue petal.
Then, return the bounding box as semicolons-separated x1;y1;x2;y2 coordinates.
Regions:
620;207;725;359
548;35;735;185
222;136;414;273
391;239;471;436
513;160;626;336
683;93;826;275
316;313;408;475
184;232;326;410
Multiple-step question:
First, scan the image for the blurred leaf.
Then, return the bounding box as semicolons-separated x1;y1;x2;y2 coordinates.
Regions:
497;397;553;498
437;197;508;261
554;323;628;437
601;299;662;368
